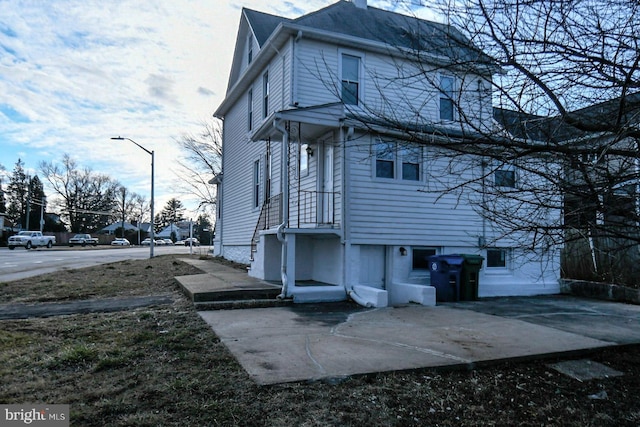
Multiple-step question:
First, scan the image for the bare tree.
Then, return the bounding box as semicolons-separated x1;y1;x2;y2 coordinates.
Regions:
313;0;640;284
173;118;222;215
111;186;146;237
40;154;119;233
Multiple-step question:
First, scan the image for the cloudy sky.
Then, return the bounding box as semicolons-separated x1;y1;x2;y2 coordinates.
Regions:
0;0;430;218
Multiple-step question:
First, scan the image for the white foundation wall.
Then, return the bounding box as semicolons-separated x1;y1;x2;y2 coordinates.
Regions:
386;244;561;299
478;249;561;297
221;245;252;265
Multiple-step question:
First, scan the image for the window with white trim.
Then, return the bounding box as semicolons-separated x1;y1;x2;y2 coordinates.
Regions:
439;75;455;121
252;159;260;208
300;143;309;176
247;89;253;131
375;140;395;179
374;139;422;181
341;54;360;105
247;34;253;65
486;248;509;268
262;71;269;118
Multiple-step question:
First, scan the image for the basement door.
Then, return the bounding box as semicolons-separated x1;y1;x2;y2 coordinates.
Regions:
359;245;385;289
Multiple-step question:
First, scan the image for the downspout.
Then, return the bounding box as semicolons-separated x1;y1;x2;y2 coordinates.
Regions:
348;289;373;308
274;119;290;299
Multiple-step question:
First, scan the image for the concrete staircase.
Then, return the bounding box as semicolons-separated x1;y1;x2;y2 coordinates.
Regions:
175;258;291;310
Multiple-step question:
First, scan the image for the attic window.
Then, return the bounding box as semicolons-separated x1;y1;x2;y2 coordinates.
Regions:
247;35;253;64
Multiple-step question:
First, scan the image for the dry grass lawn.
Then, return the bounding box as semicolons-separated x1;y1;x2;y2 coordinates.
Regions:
1;254;640;426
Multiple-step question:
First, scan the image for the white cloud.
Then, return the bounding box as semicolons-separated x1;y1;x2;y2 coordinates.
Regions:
0;0;436;216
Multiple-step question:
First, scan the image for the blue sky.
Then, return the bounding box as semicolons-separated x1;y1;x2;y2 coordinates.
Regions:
0;0;430;218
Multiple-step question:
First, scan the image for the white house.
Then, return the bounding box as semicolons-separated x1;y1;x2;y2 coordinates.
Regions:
213;0;561;307
156;222;191;241
98;222;140;235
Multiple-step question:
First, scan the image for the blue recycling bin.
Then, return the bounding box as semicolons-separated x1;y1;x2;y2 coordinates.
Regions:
427;255;465;302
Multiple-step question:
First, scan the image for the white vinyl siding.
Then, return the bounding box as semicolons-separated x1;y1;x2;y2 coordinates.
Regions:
349;133;482;246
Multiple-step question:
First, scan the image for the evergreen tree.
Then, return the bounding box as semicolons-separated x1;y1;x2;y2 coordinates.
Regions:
0;176;6;214
159;198;186;229
7;159;29;229
27;176;46;231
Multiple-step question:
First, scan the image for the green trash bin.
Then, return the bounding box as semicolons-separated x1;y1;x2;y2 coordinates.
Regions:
460;254;484;301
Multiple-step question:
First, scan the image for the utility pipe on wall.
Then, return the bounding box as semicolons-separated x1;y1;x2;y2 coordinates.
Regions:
274;119;290;299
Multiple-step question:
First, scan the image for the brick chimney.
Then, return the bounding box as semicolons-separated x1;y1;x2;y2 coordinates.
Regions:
352;0;367;9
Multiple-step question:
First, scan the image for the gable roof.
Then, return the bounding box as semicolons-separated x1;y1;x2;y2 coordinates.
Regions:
217;1;494;117
290;1;484;62
244;8;289;47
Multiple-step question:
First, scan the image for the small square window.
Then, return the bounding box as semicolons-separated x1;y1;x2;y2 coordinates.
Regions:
495;170;516;187
413;247;437;270
486;248;507;268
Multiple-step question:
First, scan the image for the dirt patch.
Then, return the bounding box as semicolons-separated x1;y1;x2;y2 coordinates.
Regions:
1;255;640;426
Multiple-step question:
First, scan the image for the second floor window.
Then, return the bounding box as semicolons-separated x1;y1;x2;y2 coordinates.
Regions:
439;75;455;121
341;54;360;105
262;72;269;118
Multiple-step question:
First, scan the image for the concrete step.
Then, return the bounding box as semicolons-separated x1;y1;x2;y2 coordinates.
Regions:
194;298;293;311
191;288;282;303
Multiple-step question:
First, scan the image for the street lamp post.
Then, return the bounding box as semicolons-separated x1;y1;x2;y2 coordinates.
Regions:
111;136;155;258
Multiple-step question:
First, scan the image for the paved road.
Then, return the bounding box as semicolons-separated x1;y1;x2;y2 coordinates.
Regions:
0;245;210;282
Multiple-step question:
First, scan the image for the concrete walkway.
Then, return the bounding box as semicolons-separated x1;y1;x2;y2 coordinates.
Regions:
198;296;640;385
175;258;640;385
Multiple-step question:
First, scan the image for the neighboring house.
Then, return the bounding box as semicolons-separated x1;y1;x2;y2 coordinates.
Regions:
496;94;640;282
213;0;561;306
98;222;140;235
156;223;191;241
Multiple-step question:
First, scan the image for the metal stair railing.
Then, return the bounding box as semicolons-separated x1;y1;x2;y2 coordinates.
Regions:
250;193;283;261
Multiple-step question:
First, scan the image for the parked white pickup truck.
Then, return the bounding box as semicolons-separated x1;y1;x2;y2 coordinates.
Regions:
8;231;56;250
68;234;99;247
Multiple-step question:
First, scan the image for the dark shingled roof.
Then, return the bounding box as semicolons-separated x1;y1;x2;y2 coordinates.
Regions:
245;0;491;65
494;92;640;143
243;8;289;47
